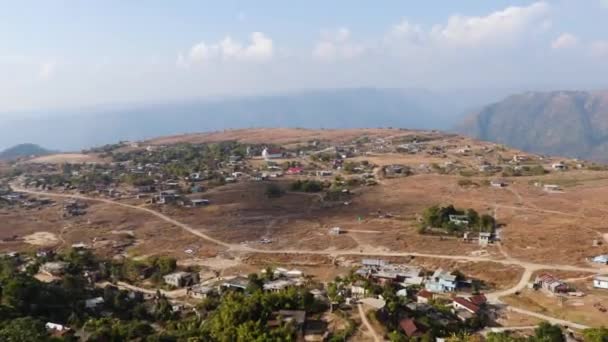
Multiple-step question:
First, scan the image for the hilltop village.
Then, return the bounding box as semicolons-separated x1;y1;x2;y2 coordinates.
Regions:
1;128;608;341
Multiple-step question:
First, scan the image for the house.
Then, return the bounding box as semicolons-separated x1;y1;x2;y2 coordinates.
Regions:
592;255;608;264
156;190;178;204
534;273;569;293
593;275;608;289
316;170;333;177
264;279;297;292
350;281;368;298
360;297;386;310
40;261;69;276
286;167;304;175
416;289;433;304
190;199;210;207
512;155;528;162
399;318;426;338
269;310;306;335
543;184;561;192
479;232;493;246
187;284;215;299
328;227;341;236
36;248;55;258
448;215;469;226
452;297;480;315
85;297;105;310
425;268;457;293
262;148;283;160
552;162;566;170
221;276;250;291
362;259;387;268
163;271;199;288
45;323;73;337
490;179;508;188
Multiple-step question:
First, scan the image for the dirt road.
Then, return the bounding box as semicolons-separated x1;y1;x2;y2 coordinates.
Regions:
358;303;383;342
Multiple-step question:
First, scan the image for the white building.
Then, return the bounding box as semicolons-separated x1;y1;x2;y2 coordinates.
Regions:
592;255;608;264
593;275;608;289
262;148;283;160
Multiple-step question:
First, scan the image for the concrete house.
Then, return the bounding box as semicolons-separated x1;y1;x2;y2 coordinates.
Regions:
187;284;215;299
85;297;104;310
40;261;69;276
479;232;493;246
163;271;199;288
534;273;569;293
490;179;508;188
425;268;457;293
350;281;368;298
262;148;283;160
448;215;469;226
593;275;608;289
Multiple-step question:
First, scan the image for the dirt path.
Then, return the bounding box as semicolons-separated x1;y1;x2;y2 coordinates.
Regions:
358;303;382;342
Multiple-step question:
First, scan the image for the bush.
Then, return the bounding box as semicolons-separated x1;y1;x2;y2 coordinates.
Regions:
265;184;283;198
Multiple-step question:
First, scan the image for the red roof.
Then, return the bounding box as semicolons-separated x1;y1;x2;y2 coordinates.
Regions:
399;318;425;337
417;289;433;299
469;294;487;306
286;167;304;174
453;297;480;314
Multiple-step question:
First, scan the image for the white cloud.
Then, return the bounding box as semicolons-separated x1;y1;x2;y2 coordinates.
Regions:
551;33;578;49
430;2;550;47
179;32;274;66
39;61;56;80
312;28;366;62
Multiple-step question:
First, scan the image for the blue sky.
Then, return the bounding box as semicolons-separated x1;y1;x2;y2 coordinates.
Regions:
1;0;607;115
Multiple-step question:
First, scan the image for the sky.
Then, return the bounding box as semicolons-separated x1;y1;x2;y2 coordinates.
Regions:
1;0;608;117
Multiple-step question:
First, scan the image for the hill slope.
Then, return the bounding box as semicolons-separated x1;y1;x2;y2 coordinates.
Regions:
456;91;608;161
0;143;53;160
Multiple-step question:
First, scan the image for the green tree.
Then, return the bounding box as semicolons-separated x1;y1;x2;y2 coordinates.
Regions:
534;322;564;342
583;327;608;342
0;317;49;341
327;282;343;313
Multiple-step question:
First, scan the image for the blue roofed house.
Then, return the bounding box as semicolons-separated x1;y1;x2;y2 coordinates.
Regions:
425;268;457;293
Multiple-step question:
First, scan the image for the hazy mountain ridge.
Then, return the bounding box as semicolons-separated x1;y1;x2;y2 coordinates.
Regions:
0;88;502;151
456;90;608;161
0;143;54;160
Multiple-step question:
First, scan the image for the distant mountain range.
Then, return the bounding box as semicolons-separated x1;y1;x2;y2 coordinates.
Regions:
0;143;54;161
0;88;506;151
456;91;608;161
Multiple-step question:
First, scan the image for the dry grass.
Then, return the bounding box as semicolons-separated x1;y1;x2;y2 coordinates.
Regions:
24;153;107;164
503;287;608;327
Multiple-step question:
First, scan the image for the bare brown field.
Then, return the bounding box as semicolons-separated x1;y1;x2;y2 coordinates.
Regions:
503;286;608;327
24;153;108;164
144;128;429;146
0;205;64;253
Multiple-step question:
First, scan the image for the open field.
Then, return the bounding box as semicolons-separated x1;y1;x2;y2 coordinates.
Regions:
24;153;108;164
144;128;431;146
503;286;608;327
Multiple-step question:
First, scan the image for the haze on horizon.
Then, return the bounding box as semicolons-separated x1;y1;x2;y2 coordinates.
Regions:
1;0;608;120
